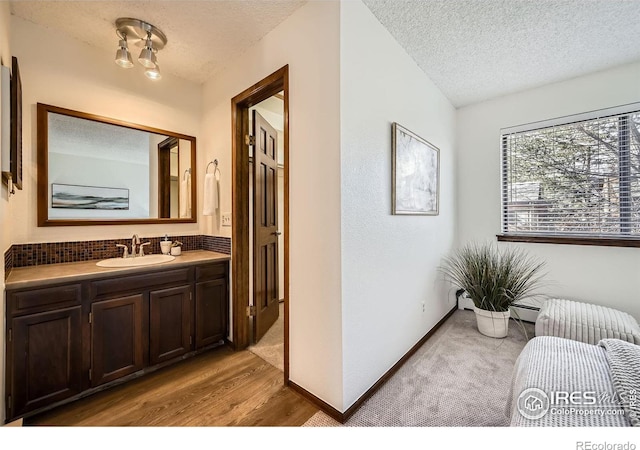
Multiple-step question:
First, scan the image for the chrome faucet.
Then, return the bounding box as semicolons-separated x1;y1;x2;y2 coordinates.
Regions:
116;244;129;258
131;234;140;257
138;241;151;257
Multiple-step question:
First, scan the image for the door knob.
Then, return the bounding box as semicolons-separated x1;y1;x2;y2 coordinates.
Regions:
272;231;282;236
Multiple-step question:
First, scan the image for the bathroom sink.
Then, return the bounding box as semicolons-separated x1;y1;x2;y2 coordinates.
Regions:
96;254;175;268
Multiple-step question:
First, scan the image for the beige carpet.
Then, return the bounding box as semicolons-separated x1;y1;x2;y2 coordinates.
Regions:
248;302;284;371
304;309;534;427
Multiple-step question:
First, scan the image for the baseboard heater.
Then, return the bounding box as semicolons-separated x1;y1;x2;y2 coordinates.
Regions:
457;295;540;324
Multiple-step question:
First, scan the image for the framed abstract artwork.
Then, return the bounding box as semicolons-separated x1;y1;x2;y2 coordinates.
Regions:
392;122;439;215
51;184;130;210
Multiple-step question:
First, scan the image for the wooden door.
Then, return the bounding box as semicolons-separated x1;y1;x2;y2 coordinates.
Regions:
150;285;192;365
195;279;227;349
10;307;83;417
90;294;145;387
252;110;280;342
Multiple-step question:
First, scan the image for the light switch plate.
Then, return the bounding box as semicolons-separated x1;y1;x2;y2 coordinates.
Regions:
221;213;231;227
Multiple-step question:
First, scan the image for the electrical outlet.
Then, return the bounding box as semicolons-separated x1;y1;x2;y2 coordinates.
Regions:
221;213;231;227
422;301;425;313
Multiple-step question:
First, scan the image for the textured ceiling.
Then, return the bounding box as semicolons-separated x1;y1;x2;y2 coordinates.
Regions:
11;1;640;105
363;0;640;107
10;0;307;84
49;112;155;164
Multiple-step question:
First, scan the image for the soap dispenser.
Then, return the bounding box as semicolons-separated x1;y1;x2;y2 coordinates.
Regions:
160;234;172;255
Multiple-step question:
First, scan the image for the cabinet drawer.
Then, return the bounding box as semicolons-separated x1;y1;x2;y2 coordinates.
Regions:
8;284;82;316
90;268;191;299
196;263;227;281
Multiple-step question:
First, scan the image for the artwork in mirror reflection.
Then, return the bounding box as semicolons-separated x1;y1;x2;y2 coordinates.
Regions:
46;111;192;220
51;184;129;210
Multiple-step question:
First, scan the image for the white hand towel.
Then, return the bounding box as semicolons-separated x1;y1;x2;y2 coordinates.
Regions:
203;172;219;216
179;174;191;218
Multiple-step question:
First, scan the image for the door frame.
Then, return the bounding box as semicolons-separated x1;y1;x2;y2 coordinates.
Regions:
231;65;289;382
157;137;178;218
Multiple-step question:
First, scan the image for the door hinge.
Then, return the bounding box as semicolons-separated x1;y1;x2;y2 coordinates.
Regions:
190;336;193;345
89;369;92;381
245;134;256;146
8;329;11;342
88;313;92;324
246;305;256;317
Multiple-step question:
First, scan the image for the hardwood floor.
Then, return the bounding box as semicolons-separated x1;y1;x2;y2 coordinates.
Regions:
24;347;318;426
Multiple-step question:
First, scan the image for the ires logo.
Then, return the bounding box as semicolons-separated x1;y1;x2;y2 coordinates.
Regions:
550;391;597;405
517;388;550;420
517;389;625;420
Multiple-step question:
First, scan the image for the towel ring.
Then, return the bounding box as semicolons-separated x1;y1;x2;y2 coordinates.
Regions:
206;159;221;176
183;168;191;181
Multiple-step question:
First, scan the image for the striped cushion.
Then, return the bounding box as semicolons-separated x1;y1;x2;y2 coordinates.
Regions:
508;336;630;426
535;298;640;345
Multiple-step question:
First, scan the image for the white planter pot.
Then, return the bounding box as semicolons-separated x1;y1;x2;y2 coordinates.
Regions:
473;306;510;338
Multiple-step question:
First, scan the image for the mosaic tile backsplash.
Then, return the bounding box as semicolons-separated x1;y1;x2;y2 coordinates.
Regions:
202;235;232;255
7;235;231;274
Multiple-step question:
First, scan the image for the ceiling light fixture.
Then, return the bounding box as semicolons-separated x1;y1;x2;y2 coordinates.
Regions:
138;35;156;68
115;18;167;81
114;35;134;68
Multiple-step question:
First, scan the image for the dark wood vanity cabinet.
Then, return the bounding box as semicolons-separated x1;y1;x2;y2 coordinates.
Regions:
10;306;84;418
6;284;84;418
90;294;146;387
195;264;228;349
5;260;229;422
150;285;192;365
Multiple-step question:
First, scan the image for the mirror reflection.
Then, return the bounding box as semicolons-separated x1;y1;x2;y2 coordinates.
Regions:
38;104;196;225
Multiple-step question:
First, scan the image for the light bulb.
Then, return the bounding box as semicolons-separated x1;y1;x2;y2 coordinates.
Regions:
145;63;162;80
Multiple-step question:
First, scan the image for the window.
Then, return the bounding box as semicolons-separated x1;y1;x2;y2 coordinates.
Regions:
500;104;640;245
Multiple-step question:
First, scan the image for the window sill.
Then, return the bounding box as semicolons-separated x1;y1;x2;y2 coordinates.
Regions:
496;234;640;248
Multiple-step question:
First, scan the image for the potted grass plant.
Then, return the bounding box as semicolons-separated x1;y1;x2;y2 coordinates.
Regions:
440;243;546;338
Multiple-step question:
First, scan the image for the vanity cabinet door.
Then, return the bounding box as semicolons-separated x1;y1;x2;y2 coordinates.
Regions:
195;278;227;349
149;285;192;365
90;294;146;387
10;307;83;418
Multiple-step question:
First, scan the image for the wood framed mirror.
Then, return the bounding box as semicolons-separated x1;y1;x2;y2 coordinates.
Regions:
37;103;197;226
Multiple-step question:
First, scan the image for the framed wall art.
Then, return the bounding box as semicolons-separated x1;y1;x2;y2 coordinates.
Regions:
51;184;130;210
392;122;439;215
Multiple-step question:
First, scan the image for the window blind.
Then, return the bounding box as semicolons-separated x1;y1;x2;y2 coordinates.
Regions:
501;106;640;238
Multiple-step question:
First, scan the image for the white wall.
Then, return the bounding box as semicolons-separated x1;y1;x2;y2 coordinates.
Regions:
340;0;457;409
457;62;640;320
0;0;10;424
9;16;202;244
47;113;150;219
48;154;149;218
201;1;344;410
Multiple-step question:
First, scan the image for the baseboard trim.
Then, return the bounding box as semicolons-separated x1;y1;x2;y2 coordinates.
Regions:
288;305;457;424
288;381;344;423
458;295;539;324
